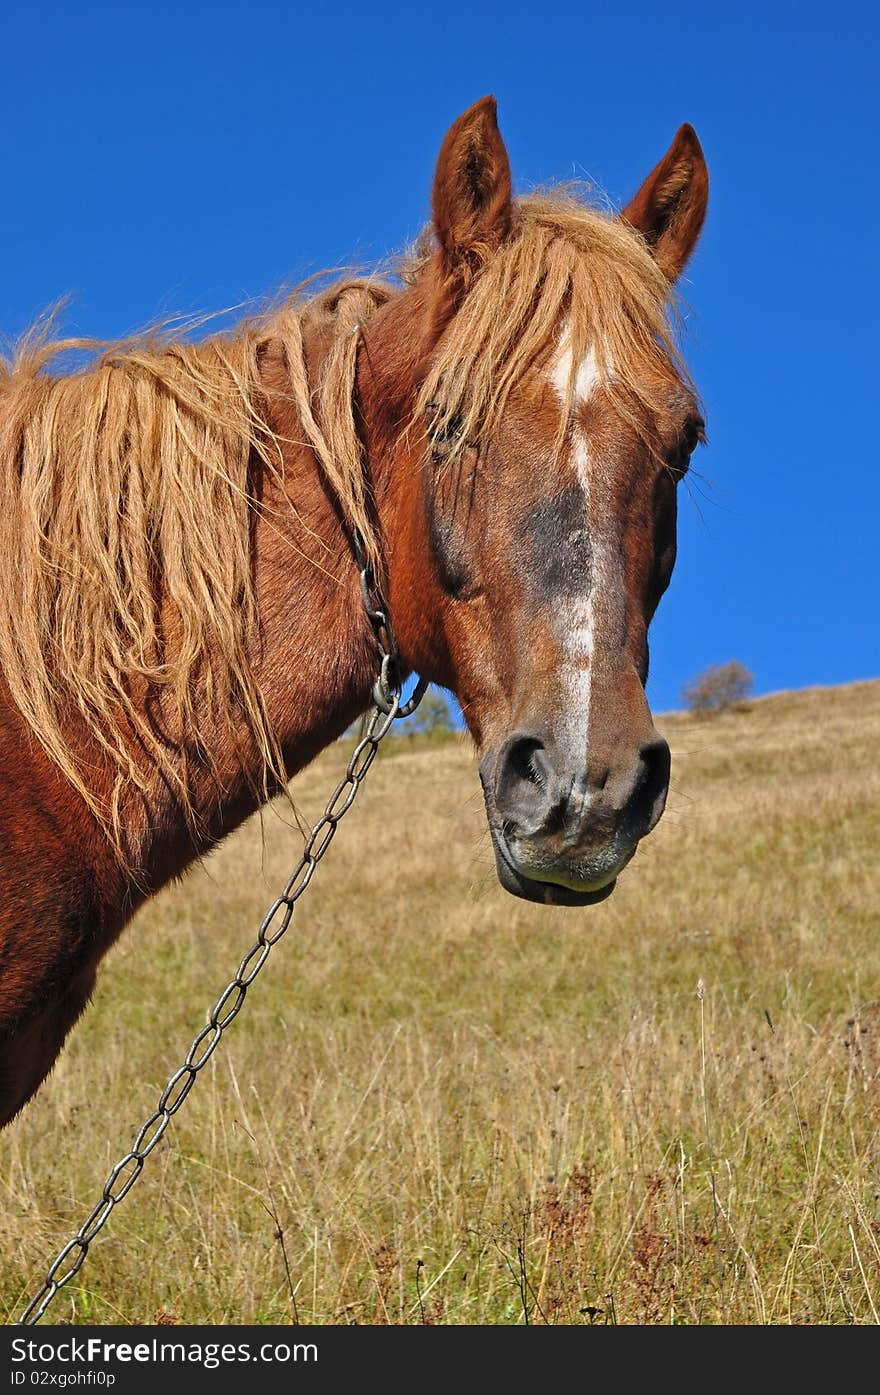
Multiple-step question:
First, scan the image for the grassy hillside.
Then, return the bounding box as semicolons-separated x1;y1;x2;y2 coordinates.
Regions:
2;680;879;1325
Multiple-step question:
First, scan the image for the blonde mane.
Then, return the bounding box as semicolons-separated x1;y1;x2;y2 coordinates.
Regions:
0;189;691;863
0;280;390;858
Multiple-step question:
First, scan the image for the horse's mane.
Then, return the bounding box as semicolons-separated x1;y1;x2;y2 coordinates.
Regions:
0;279;391;856
0;189;691;862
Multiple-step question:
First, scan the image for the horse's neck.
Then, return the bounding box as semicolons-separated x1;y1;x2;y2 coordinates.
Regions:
126;331;383;896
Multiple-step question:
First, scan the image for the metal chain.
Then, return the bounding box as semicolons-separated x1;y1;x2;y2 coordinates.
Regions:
17;544;428;1326
353;530;429;718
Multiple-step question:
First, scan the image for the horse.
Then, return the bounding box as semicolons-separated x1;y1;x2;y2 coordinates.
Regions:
0;97;708;1128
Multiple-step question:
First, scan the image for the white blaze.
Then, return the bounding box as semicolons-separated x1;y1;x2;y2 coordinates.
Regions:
546;328;605;792
549;333;601;416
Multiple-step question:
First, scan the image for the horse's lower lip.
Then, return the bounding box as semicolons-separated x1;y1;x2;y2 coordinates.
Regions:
492;835;618;907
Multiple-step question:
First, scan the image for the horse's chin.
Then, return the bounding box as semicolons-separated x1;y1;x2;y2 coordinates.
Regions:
491;835;618;907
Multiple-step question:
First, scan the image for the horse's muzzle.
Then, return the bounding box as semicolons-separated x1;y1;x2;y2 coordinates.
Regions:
491;829;621;905
480;730;670;906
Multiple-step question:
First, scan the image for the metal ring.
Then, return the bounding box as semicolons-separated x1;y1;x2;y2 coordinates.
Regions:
396;675;430;718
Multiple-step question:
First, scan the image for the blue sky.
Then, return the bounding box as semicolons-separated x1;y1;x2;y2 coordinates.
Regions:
2;1;877;712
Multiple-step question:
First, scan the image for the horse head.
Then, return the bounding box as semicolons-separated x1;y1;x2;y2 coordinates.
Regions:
361;98;708;906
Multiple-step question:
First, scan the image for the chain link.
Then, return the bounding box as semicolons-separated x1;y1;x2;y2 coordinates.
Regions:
17;542;429;1325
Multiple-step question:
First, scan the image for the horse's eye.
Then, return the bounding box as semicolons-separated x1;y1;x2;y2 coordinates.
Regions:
426;401;465;458
680;416;706;459
667;418;705;481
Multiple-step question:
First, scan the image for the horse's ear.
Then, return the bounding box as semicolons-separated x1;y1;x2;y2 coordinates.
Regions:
431;96;513;311
621;124;708;282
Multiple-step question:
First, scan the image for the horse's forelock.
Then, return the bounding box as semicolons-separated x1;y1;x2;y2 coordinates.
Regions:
411;190;696;461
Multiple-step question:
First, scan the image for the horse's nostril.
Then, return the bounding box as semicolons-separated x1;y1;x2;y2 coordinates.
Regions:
641;737;670;783
494;734;554;832
633;738;671;819
507;737;545;788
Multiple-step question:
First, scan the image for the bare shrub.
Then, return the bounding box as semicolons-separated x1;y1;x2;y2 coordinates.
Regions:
682;660;754;715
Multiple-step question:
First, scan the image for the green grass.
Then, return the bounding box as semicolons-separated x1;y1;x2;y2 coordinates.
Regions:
2;680;879;1324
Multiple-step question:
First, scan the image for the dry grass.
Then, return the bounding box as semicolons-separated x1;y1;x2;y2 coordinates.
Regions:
2;680;879;1325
